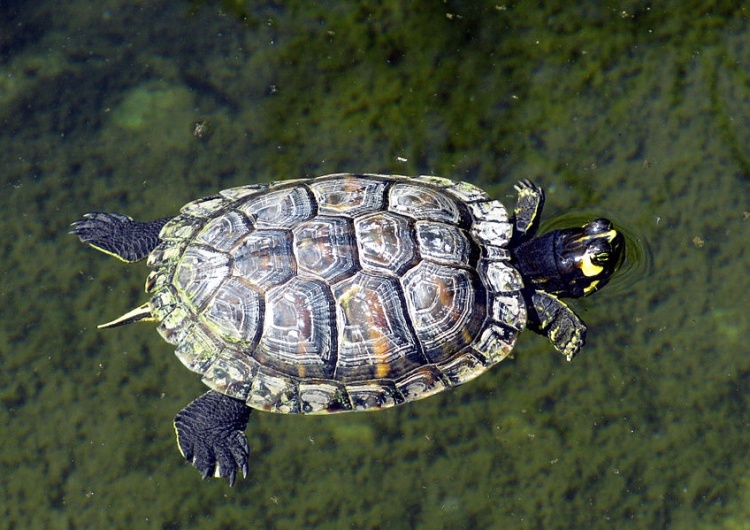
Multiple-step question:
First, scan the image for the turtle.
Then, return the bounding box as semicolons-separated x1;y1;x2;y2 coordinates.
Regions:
71;173;624;485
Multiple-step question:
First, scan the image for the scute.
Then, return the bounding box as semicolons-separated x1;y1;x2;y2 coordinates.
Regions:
299;381;351;414
197;210;253;252
202;350;259;402
479;259;524;293
332;272;424;382
346;381;404;410
355;211;416;274
203;277;263;346
395;365;449;402
415;221;473;266
469;200;512;249
256;277;336;379
173;246;231;310
389;182;466;224
401;262;485;363
146;173;527;413
232;229;295;288
293;216;357;282
473;323;518;364
437;350;487;386
245;368;300;413
175;324;224;374
310;175;387;216
237;185;314;228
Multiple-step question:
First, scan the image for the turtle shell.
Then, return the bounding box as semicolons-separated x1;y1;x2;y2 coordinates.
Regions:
145;174;526;414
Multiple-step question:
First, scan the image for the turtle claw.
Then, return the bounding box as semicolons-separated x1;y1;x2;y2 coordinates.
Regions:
182;429;249;485
184;430;250;485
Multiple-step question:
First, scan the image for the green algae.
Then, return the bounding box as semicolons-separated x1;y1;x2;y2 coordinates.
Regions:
2;1;750;528
109;81;196;150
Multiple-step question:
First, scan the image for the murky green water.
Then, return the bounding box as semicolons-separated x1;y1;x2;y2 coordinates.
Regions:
2;2;750;528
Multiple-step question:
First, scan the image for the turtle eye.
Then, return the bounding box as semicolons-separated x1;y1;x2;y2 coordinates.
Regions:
592;251;610;265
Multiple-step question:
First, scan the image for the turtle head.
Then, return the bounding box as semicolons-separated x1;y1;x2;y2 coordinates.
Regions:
513;218;625;299
552;219;624;297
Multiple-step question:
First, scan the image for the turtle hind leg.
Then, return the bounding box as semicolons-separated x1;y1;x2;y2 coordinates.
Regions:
70;213;171;263
174;390;251;486
526;290;587;361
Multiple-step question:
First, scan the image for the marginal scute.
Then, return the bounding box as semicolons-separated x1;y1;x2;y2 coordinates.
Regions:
490;292;527;331
149;288;177;320
346;382;404;410
445;180;491;203
147;243;185;271
201;350;258;401
479;259;524;293
469;200;512;248
245;369;300;413
175;325;225;374
471;220;512;248
471;199;507;219
413;175;454;188
180;195;227;217
473;323;517;365
145;268;169;294
299;381;352;413
156;305;193;345
219;183;269;202
159;214;200;242
146;245;167;269
482;245;511;262
395;365;448;402
437;350;487;386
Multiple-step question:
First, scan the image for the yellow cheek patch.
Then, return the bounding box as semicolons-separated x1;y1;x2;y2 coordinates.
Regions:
575;227;620;280
578;254;604;278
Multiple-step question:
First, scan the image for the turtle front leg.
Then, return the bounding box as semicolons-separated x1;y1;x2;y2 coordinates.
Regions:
70;213;171;263
525;290;587;361
174;390;251;486
513;180;545;239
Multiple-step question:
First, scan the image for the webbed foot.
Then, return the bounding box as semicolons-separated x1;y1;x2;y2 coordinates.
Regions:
70;212;169;263
174;391;251;486
513;180;545;239
526;290;587;360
